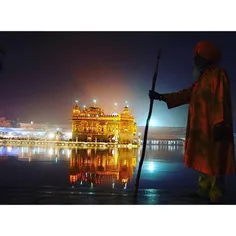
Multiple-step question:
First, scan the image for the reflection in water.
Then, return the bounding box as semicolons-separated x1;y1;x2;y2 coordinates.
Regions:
148;162;155;172
69;148;138;189
0;146;70;161
1;143;236;195
0;144;189;190
148;145;184;154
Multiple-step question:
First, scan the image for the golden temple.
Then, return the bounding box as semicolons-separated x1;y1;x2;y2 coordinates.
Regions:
72;101;137;144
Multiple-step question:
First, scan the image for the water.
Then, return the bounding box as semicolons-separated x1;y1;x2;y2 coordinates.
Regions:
0;145;195;190
0;145;236;204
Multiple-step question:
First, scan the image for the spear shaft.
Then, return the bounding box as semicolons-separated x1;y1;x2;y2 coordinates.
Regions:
134;50;161;196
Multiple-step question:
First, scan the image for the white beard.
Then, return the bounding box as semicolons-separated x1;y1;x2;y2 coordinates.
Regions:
193;66;201;79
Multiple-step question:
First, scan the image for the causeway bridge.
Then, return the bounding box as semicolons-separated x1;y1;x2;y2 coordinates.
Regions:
138;126;236;145
0;139;138;148
145;139;184;146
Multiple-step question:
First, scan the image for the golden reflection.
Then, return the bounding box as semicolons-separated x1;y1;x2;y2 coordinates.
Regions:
69;148;138;188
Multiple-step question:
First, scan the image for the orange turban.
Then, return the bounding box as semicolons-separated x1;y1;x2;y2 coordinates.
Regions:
194;41;222;63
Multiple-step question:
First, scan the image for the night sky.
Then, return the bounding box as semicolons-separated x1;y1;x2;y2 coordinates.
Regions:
1;32;236;128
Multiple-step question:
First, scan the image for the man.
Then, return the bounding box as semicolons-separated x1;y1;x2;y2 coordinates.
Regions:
149;41;236;203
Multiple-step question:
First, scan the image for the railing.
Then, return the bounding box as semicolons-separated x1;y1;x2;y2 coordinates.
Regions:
0;139;139;148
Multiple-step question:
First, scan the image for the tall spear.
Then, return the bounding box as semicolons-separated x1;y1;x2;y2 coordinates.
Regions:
134;49;161;196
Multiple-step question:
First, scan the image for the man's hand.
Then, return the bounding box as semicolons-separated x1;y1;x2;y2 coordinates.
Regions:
149;90;163;101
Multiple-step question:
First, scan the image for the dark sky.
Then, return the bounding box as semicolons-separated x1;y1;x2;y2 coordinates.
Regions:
1;32;236;128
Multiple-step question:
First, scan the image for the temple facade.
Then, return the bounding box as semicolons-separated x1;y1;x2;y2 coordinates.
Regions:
72;101;137;143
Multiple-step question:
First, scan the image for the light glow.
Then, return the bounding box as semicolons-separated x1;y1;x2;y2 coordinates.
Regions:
148;162;155;172
48;148;53;156
149;118;159;127
48;133;55;139
67;149;71;158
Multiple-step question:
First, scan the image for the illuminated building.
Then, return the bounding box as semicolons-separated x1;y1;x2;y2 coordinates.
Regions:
69;148;137;188
0;117;11;127
19;122;48;130
72;101;137;143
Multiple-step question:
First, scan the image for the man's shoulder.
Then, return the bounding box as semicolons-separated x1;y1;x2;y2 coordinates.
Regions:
209;66;225;72
208;66;228;78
